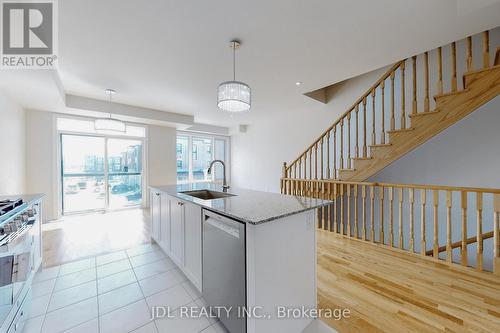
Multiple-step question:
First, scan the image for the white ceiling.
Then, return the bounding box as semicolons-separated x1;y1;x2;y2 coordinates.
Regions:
2;0;500;129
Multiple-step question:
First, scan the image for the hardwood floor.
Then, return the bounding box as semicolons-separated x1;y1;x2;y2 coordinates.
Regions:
317;230;500;333
42;208;150;267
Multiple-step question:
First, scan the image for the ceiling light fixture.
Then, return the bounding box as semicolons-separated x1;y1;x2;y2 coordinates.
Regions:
295;81;303;86
217;40;251;112
94;89;126;133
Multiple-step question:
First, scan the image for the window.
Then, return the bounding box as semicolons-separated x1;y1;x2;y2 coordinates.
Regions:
176;133;229;183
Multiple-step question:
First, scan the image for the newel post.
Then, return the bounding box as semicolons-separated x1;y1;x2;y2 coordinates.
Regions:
281;162;288;194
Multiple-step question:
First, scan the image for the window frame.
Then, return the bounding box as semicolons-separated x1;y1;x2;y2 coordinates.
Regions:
176;131;230;184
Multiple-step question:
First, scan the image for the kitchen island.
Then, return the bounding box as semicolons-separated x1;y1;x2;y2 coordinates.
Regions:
149;183;331;333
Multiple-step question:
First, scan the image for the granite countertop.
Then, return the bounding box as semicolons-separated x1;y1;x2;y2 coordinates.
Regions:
149;183;331;225
0;193;44;225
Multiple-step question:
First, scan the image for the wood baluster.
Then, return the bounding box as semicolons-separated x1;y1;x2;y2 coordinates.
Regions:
362;185;367;241
363;98;367;157
461;192;468;266
371;89;376;146
347;113;352;169
476;192;483;271
388;187;394;247
433;190;439;258
327;183;332;231
314;143;318;180
421;190;426;256
340;184;344;235
347;184;351;237
400;61;406;129
354;185;359;239
309;150;312;197
483;31;489;68
370;185;375;242
390;72;395;131
446;191;452;262
424;52;430;113
333;184;338;234
333;127;337;179
466;36;473;72
355;105;359;158
379;186;385;244
451;42;457;92
320;139;324;180
409;188;415;253
381;80;386;143
494;194;500;275
412;56;417;115
437;47;443;95
398;188;403;249
326;132;330;179
340;120;344;170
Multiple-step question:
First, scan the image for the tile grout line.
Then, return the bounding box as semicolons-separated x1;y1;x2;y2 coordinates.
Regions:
94;256;101;333
37;265;60;333
126;244;160;333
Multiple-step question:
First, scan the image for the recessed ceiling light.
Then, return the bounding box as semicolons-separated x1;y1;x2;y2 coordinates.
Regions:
295;82;303;86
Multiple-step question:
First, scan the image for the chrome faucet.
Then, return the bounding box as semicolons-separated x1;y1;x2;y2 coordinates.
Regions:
207;160;230;192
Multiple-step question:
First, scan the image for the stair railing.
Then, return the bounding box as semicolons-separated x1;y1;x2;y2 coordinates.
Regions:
282;177;500;274
281;29;496;192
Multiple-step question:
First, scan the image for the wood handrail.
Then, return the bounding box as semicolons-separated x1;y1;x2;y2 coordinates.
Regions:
286;60;405;170
281;178;500;194
425;231;494;256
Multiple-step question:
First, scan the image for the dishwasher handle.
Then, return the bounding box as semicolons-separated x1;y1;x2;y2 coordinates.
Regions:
204;211;242;239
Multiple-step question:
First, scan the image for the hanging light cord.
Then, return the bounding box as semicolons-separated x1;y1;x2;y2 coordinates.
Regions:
232;41;236;81
108;90;113;119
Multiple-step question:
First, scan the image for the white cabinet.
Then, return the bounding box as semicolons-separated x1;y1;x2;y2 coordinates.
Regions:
183;202;202;290
150;190;203;292
169;198;184;267
159;194;171;254
150;190;161;243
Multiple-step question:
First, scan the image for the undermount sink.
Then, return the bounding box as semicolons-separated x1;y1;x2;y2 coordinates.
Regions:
180;189;236;200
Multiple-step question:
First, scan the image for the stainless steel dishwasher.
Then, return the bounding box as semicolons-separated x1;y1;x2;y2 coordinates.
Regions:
203;210;246;333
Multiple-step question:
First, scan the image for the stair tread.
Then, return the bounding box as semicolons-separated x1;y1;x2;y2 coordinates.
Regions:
387;127;414;134
352;156;373;161
369;143;392;148
338;168;356;172
409;110;440;118
434;89;466;100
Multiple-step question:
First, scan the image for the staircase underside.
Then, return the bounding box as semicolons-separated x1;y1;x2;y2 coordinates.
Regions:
339;65;500;181
317;230;500;333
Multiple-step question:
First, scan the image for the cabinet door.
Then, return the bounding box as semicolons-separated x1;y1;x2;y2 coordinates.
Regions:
184;203;202;291
150;191;161;242
170;198;184;266
159;194;171;254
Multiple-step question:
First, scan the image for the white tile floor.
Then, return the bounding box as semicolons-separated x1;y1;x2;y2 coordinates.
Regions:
23;243;227;333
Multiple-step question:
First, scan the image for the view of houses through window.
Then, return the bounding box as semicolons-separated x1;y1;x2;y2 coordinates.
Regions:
176;133;229;183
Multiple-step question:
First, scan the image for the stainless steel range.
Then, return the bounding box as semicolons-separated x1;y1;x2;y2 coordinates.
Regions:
0;195;43;333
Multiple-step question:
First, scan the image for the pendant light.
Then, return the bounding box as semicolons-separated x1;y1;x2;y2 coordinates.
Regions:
217;40;251;112
94;89;126;133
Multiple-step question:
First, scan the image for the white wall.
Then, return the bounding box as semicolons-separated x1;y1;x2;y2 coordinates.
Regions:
25;110;56;220
231;66;388;192
0;92;26;195
370;97;500;188
148;124;177;187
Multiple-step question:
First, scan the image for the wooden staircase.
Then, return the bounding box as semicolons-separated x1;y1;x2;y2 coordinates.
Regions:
342;64;500;181
281;30;500;185
280;29;500;276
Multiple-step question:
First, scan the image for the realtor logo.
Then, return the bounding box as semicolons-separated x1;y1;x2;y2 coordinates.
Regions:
1;0;58;68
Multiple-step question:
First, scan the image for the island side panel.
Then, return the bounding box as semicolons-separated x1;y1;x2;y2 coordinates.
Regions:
246;210;317;333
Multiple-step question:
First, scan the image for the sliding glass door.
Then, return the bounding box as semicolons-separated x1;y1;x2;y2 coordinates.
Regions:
61;134;143;215
107;138;143;209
